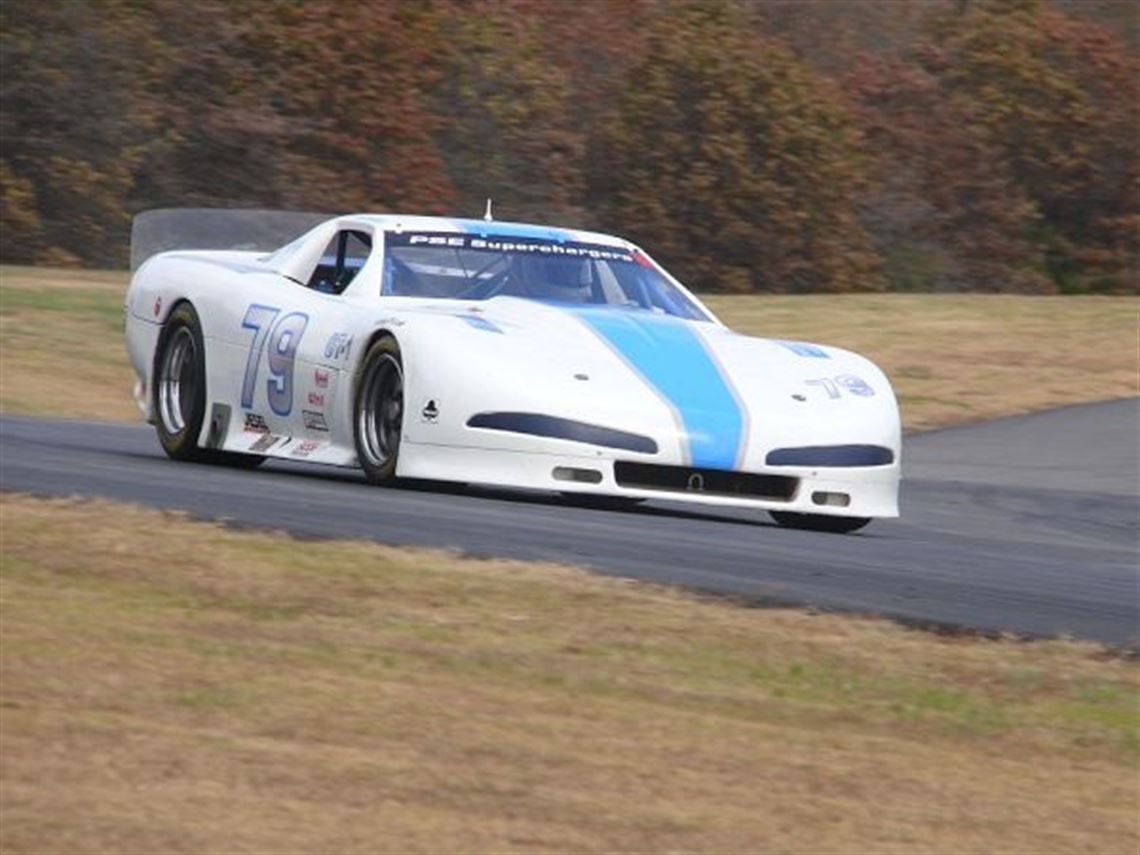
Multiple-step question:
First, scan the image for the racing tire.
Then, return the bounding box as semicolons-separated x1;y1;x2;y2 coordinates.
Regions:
153;303;266;468
354;336;404;485
769;511;871;534
153;302;210;462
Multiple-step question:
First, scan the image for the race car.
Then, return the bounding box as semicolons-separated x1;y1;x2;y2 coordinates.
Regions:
125;210;900;533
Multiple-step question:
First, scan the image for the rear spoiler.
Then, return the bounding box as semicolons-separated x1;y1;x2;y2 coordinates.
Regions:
130;208;334;272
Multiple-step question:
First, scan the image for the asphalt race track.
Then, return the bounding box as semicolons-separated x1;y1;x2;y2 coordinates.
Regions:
2;399;1138;645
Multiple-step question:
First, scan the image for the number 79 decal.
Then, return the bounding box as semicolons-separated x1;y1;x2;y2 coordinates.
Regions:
241;304;309;415
805;374;875;399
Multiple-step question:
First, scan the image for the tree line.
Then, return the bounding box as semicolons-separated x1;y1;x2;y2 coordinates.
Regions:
1;0;1136;293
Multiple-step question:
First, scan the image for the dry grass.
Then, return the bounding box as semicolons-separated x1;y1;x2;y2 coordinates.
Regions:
1;266;1137;430
0;267;137;422
2;493;1137;853
704;293;1140;430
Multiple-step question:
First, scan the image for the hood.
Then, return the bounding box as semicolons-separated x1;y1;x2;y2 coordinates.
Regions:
394;296;899;468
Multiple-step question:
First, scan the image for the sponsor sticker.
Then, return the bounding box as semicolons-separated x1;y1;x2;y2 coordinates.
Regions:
153;296;163;318
630;249;655;269
291;440;320;458
302;410;329;432
314;368;329;388
307;391;325;408
420;398;440;424
249;433;279;453
243;412;269;433
324;333;353;361
389;232;635;263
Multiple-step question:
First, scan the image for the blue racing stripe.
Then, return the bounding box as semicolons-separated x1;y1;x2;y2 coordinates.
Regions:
570;307;744;469
456;314;504;334
775;340;829;358
451;218;576;243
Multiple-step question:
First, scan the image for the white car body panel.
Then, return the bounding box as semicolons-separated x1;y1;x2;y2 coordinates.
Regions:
125;213;901;518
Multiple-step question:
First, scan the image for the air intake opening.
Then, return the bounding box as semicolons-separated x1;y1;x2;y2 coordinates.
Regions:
812;491;851;507
553;466;603;484
766;445;894;467
468;412;657;454
614;462;797;501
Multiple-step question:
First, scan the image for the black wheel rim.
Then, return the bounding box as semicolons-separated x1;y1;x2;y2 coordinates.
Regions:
358;353;403;468
158;326;196;435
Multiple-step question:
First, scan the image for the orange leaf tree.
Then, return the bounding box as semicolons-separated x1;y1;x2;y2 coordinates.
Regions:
592;0;882;293
851;0;1139;293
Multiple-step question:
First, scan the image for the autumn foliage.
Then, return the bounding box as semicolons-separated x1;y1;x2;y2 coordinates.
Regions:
1;0;1136;293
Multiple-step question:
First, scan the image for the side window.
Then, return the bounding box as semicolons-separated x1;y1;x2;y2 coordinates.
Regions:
305;230;372;294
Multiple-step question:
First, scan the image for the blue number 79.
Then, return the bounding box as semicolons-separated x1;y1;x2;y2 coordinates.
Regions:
241;304;309;416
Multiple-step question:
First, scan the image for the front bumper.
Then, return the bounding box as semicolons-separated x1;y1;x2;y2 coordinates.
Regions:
398;440;900;518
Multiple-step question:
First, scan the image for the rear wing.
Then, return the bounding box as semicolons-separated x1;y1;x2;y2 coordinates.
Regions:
130;208;334;272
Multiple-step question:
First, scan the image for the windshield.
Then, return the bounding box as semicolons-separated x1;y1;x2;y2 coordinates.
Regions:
382;232;710;321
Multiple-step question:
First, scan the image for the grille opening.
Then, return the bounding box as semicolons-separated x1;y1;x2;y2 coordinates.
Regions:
553;466;603;484
614;461;797;501
468;412;657;454
811;491;851;508
766;444;894;467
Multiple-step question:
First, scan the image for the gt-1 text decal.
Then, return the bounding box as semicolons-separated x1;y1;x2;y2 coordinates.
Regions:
324;332;353;361
241;304;310;416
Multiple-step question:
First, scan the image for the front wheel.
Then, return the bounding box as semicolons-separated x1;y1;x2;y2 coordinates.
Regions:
769;511;871;534
354;336;404;485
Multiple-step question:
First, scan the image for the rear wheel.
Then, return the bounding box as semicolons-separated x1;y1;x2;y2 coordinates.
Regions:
354;336;404;485
153;303;208;461
769;511;871;534
153;302;265;469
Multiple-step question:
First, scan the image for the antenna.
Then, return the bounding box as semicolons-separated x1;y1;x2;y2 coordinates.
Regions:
483;198;494;222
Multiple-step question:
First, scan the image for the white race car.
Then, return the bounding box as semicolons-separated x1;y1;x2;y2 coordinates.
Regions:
125;210;900;533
